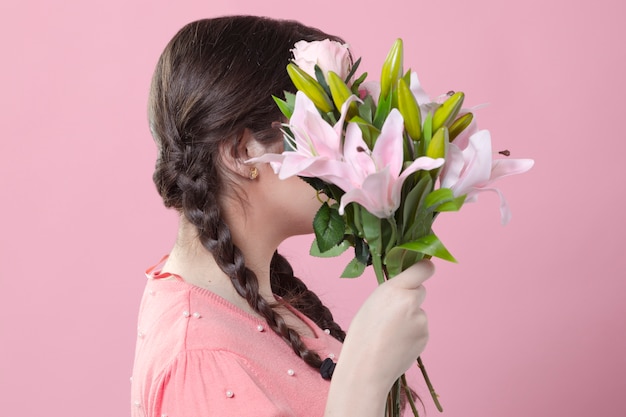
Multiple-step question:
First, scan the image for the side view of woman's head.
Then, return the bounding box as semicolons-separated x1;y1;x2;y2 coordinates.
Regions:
149;15;342;210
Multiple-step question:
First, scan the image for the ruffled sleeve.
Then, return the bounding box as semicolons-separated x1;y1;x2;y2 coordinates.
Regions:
149;349;292;417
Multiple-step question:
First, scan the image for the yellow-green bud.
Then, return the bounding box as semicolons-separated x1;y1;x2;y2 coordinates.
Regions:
327;71;355;114
426;127;448;159
432;92;465;133
397;78;422;140
449;112;473;141
380;39;404;101
287;63;334;113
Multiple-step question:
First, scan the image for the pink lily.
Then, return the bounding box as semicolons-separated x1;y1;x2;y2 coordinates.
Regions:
440;129;534;225
338;109;444;218
248;91;358;183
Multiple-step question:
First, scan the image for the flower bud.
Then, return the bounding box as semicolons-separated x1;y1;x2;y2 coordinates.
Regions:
287;63;334;113
327;71;356;115
426;127;448;159
380;39;404;101
397;78;422;140
449;112;473;141
432;91;464;133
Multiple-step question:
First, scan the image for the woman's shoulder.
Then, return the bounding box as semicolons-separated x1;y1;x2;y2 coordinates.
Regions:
136;278;262;353
131;279;339;417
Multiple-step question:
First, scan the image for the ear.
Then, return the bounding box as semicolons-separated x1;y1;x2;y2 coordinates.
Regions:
220;129;266;180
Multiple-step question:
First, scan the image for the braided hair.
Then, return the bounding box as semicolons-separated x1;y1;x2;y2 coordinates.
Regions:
149;16;346;371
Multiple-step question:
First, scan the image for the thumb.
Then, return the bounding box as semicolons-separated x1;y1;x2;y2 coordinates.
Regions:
388;260;435;289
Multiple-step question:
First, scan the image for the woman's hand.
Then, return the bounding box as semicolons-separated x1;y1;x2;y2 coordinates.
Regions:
324;260;434;417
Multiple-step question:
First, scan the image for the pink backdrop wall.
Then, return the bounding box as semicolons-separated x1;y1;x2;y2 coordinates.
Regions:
1;0;624;416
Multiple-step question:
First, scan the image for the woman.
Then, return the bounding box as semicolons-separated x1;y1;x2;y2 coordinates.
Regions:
131;15;434;417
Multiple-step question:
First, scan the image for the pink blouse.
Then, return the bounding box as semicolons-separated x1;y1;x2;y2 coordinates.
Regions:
131;261;343;417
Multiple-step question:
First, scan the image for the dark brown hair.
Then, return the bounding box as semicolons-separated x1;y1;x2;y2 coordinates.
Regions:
149;16;345;370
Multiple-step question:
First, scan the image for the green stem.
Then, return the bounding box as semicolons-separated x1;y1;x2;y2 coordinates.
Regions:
385;217;399;256
372;253;385;284
417;356;443;412
385;378;402;417
401;374;420;417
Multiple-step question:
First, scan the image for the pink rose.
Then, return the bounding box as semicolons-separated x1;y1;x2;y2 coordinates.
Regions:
291;39;352;82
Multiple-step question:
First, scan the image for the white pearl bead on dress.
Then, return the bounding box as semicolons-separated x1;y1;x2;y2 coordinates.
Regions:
287;369;295;376
192;312;201;319
226;390;234;398
256;324;265;332
183;311;190;318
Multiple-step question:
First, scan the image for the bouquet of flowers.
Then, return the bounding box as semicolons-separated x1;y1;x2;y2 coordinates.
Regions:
252;38;534;416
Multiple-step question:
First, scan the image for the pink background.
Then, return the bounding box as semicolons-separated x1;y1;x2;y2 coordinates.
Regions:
1;0;624;416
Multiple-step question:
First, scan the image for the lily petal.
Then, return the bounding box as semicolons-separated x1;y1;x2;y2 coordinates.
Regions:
449;130;492;196
290;92;341;159
409;71;431;105
339;168;394;218
439;143;464;190
343;122;375;180
491;158;535;181
333;95;362;137
470;187;512;225
392;157;444;210
372;109;405;177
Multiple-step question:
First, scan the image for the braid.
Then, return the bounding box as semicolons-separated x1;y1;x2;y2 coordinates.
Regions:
271;252;346;342
178;166;325;367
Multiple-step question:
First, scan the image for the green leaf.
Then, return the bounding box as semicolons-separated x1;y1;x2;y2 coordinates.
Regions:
354;237;371;265
420;112;433;155
384;246;423;278
436;195;466;212
358;95;376;123
373;92;393;129
340;257;367;278
314;64;332;97
310;239;350;258
313;202;345;253
360;210;383;255
345;57;362;84
351;71;368;93
282;127;295;152
273;95;293;119
397;234;457;262
424;188;466;212
424;188;455;210
349;116;381;148
300;176;329;193
401;174;432;231
284;91;296;107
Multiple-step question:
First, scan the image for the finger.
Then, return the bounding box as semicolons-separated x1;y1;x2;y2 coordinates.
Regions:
414;285;427;306
390;260;435;289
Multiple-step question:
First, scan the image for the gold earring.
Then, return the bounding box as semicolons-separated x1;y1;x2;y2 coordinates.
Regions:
249;167;259;180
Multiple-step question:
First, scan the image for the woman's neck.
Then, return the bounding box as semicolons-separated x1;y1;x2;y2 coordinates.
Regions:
162;215;278;305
